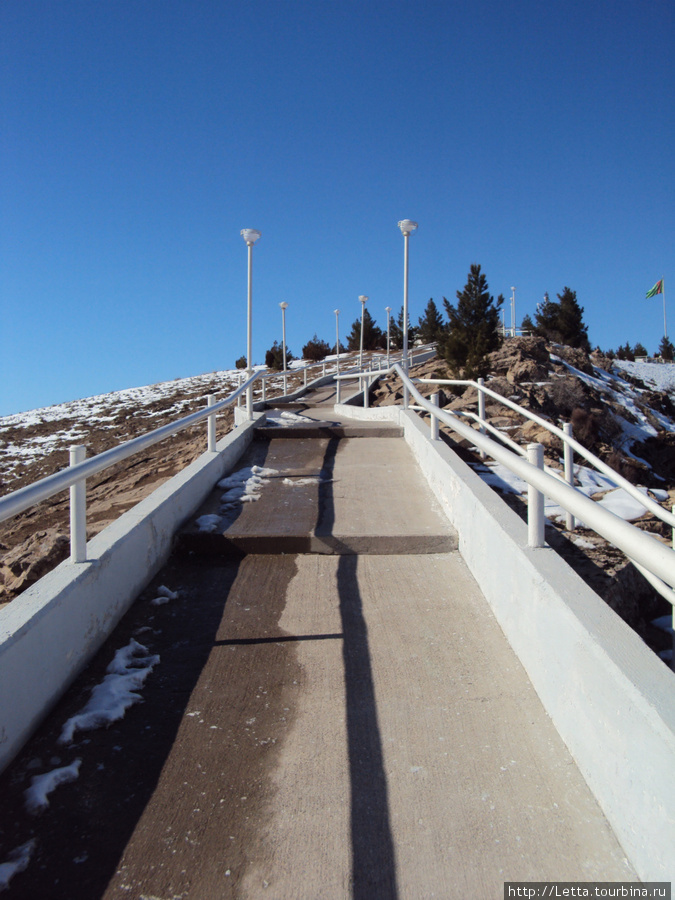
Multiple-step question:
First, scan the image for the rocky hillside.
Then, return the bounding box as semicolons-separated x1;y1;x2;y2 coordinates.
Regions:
373;337;675;660
0;364;320;605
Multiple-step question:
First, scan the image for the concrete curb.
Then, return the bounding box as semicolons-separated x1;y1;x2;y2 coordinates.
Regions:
0;419;260;774
336;402;675;882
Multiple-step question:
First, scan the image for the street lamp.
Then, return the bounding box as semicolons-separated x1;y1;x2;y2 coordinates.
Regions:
385;306;392;368
240;228;261;417
334;309;340;376
279;301;288;395
398;219;418;408
511;286;516;338
358;295;368;369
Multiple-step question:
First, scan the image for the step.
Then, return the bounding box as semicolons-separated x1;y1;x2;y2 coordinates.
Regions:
179;435;457;557
254;424;404;440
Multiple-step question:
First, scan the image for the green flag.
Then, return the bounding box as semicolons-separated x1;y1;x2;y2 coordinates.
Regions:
646;279;664;298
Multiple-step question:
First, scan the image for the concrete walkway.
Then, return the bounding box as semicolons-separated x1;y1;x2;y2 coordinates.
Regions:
0;387;636;899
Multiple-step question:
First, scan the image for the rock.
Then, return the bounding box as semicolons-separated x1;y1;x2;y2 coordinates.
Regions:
0;530;70;600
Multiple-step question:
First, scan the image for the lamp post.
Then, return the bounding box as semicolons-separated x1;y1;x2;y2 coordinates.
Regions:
398;219;417;409
385;306;392;368
240;228;261;417
358;295;368;369
511;286;516;338
334;309;340;376
279;301;288;395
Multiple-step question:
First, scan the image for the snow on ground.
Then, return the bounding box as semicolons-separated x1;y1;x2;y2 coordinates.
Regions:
471;459;662;526
0;839;37;892
613;359;675;394
24;759;82;814
59;639;160;745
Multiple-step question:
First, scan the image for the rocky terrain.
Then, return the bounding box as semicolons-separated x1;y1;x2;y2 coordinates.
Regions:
0;365;318;605
373;337;675;659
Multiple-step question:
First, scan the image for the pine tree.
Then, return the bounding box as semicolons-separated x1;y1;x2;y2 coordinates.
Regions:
658;336;675;361
533;288;590;350
440;264;503;378
632;342;648;358
346;308;383;352
302;334;331;361
520;314;535;335
556;287;590;350
265;340;294;370
417;299;446;344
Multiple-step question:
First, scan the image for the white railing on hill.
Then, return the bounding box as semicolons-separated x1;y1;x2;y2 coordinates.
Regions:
337;362;675;624
0;349;404;566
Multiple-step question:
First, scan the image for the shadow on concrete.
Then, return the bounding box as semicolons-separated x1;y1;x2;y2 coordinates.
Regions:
318;436;399;899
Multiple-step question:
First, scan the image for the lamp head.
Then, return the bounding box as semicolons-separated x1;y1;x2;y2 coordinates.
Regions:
334;309;340;315
279;301;288;310
398;219;418;236
359;295;368;304
385;306;392;314
240;228;261;245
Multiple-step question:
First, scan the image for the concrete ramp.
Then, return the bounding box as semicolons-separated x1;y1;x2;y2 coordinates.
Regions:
0;400;637;898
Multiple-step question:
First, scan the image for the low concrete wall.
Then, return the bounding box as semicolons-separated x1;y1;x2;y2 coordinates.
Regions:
0;418;260;774
337;402;675;882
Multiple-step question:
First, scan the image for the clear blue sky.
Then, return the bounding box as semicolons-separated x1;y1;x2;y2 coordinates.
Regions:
1;0;673;415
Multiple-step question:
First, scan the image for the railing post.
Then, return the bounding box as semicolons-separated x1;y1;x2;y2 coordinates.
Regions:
527;443;545;548
430;393;440;441
304;367;308;387
364;377;370;408
69;445;87;563
323;361;326;377
237;372;243;407
477;377;486;459
207;395;217;452
262;376;267;403
563;422;575;531
283;370;288;396
336;377;341;403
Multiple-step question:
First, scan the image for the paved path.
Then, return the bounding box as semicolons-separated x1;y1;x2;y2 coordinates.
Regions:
0;387;636;898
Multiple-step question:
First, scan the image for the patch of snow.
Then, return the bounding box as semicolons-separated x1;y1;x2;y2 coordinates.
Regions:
266;411;316;426
217;465;279;510
195;514;222;533
0;839;37;892
59;639;159;744
596;488;648;521
24;759;82;814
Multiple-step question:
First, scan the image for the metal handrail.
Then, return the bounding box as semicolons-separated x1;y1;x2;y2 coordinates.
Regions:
0;371;262;527
392;365;675;597
416;377;675;532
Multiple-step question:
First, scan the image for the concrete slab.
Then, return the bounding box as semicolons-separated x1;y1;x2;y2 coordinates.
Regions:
180;436;458;556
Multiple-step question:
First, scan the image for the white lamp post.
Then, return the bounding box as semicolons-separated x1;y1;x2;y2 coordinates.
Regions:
279;301;289;395
398;219;417;408
358;295;368;369
240;228;261;417
334;309;340;376
385;306;392;368
511;286;516;338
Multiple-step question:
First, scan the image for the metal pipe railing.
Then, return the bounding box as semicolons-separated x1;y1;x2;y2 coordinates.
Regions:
393;364;675;594
416;377;675;532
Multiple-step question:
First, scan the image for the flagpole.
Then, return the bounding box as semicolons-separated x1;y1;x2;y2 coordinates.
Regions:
663;278;667;340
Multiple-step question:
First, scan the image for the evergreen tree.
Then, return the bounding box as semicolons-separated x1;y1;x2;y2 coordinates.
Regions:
346;308;383;352
632;342;648;358
265;340;294;370
389;305;418;349
520;314;535;335
658;336;675;361
417;299;446;344
556;287;590;350
302;334;331;361
533;287;590;350
235;355;247;369
440;264;503;378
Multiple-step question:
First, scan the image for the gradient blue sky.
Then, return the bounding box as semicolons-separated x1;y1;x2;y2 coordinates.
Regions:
2;0;673;415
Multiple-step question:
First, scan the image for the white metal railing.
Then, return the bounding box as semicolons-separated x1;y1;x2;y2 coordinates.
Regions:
340;360;675;623
389;366;675;630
